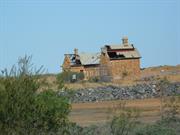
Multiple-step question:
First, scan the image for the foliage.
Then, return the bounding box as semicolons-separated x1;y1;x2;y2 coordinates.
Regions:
0;56;71;135
159;117;180;135
34;90;71;133
56;72;65;89
110;110;139;135
61;122;84;135
156;77;180;120
57;71;84;85
109;101;140;135
134;123;176;135
88;76;99;82
163;96;180;120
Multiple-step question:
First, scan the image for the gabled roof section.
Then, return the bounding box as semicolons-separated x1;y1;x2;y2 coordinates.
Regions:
65;52;101;66
79;52;101;65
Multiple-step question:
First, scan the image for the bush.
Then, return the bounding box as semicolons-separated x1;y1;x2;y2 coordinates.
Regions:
61;122;84;135
110;110;138;135
57;71;84;85
108;101;140;135
0;56;71;135
156;78;180;120
34;90;71;133
134;123;176;135
88;76;99;82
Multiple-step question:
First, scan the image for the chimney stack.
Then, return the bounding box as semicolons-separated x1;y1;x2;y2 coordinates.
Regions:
122;36;128;46
74;48;78;56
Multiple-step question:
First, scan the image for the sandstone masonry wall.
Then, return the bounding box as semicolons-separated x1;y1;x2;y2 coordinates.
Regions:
109;59;140;82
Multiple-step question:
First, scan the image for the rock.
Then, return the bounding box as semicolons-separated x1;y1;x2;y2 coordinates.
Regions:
59;82;180;103
152;88;156;94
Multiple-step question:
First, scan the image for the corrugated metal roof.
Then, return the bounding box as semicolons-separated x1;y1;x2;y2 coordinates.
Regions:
106;44;134;49
65;53;101;66
79;52;101;65
116;48;141;58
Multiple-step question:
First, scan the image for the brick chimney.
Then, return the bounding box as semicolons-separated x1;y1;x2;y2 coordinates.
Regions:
74;48;78;56
122;36;128;46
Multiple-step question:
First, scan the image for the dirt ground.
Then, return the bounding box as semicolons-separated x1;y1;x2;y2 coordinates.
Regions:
69;98;162;126
141;65;180;82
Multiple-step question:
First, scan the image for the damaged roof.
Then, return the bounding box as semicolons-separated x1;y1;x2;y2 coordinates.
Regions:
105;44;134;49
104;44;141;59
64;54;77;65
66;52;101;66
79;52;101;65
115;48;141;58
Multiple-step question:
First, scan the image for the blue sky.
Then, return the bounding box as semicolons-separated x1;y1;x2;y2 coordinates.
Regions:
0;0;180;73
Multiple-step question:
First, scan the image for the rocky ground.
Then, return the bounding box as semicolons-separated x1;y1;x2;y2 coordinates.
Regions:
60;82;180;103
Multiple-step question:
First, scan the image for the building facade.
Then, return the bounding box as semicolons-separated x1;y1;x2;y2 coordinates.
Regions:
62;37;141;82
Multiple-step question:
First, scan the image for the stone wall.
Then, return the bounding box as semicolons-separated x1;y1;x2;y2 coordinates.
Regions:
69;66;85;73
99;52;140;82
84;66;100;80
109;59;140;82
62;55;71;70
67;65;100;80
99;53;112;81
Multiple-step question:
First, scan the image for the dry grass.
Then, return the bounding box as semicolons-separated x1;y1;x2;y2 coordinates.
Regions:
141;65;180;82
69;98;162;126
70;97;180;126
71;98;160;109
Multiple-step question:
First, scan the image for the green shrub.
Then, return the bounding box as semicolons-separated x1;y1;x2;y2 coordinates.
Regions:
57;71;84;85
134;124;176;135
109;101;140;135
61;122;84;135
110;112;138;135
156;78;180;120
34;90;71;133
0;56;71;135
88;76;99;82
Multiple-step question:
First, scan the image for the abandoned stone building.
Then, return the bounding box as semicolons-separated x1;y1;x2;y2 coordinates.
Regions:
62;37;141;82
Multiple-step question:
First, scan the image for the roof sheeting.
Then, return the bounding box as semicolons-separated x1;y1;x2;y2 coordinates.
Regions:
106;44;134;49
65;53;101;66
115;48;141;58
78;52;101;65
